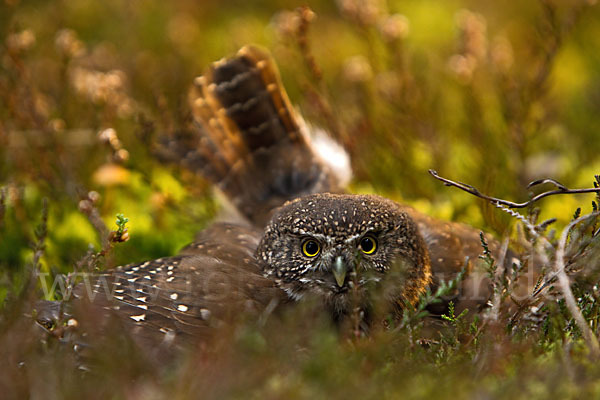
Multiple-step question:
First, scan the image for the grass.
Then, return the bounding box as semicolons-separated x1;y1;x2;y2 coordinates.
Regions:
1;0;600;398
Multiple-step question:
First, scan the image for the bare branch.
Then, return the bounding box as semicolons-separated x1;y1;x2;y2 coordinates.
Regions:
428;169;600;209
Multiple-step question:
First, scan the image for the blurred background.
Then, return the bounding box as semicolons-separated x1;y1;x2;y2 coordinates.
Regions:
1;0;599;302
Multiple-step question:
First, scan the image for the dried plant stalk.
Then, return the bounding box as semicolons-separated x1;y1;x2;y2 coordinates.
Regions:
555;213;600;359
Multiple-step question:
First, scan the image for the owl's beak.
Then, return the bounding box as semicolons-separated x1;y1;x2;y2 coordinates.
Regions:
332;256;347;287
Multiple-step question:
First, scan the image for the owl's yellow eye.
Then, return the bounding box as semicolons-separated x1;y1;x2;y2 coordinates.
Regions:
359;235;377;255
301;239;321;257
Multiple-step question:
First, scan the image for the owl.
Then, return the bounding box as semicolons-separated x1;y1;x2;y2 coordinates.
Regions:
35;46;506;351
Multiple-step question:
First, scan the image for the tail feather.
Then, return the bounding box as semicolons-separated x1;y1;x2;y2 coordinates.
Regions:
166;45;341;226
194;45;306;152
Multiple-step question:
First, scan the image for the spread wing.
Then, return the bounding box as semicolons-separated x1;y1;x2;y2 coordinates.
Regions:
406;208;520;315
71;223;285;351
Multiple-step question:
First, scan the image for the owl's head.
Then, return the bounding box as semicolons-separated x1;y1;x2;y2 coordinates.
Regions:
256;193;431;316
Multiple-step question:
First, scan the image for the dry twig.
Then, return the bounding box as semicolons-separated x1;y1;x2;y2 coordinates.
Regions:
429;170;600;209
555;213;600;359
430;169;600;358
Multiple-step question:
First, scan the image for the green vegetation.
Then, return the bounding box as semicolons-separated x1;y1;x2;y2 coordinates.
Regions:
1;0;600;398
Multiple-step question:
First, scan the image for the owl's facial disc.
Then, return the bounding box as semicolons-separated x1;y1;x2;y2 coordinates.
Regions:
257;193;432;308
